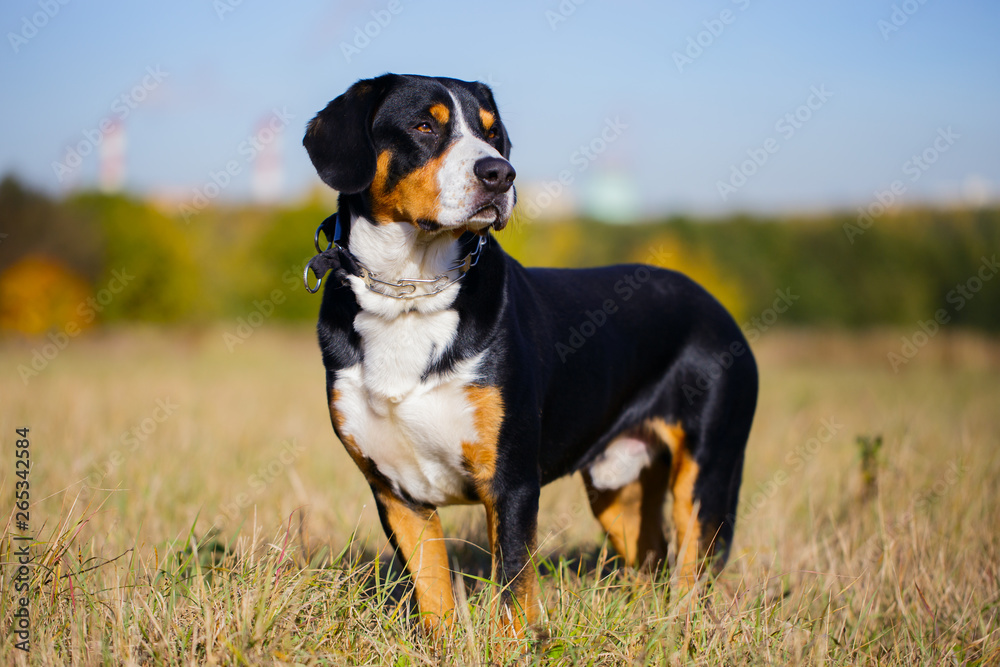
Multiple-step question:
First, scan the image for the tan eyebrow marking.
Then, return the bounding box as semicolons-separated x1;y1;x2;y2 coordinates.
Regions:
429;103;450;125
479;108;495;131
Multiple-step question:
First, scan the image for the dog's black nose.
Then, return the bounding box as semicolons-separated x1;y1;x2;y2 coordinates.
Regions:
473;157;516;193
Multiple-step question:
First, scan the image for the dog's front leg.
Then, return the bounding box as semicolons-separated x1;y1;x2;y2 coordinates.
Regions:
484;476;541;639
372;485;455;635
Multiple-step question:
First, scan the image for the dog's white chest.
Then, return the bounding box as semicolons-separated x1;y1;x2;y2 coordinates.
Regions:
333;308;482;506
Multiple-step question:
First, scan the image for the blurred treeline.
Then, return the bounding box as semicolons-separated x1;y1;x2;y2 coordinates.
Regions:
1;174;998;334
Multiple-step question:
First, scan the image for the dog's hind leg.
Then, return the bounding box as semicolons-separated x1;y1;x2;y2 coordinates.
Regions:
648;419;706;586
583;434;671;570
649;410;751;588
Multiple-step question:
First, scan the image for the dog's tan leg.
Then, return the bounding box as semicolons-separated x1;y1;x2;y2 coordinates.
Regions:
373;488;455;635
583;455;670;569
584;474;642;565
669;442;705;587
648;418;715;588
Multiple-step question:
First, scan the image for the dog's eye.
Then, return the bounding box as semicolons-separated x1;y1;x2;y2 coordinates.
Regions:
415;122;434;134
486;129;496;140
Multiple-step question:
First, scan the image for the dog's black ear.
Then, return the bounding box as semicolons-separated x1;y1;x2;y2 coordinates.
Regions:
474;81;512;160
303;75;395;194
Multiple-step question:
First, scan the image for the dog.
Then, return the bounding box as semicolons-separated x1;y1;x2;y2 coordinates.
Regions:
302;74;758;638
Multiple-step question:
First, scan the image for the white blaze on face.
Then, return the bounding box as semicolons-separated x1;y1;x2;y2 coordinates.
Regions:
434;91;515;228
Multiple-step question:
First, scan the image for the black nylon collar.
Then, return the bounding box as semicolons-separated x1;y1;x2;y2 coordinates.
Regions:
303;213;360;293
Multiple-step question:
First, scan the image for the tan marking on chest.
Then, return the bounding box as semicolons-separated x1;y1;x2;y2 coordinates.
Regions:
461;385;504;497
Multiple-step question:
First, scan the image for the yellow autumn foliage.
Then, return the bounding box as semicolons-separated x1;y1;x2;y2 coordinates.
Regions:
630;234;746;322
0;255;93;336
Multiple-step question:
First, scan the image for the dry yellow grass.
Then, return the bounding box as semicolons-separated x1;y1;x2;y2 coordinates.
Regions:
1;326;999;665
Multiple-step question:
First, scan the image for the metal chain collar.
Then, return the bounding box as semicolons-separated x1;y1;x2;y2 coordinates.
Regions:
303;213;487;299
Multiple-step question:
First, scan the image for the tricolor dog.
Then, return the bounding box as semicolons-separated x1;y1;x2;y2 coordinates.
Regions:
302;74;758;637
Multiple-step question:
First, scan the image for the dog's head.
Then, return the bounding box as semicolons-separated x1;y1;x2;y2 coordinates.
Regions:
304;74;515;234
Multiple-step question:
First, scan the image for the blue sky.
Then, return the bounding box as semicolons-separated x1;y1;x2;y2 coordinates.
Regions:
1;0;998;216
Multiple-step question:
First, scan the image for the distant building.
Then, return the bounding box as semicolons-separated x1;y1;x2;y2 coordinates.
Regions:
252;116;283;202
99;120;125;193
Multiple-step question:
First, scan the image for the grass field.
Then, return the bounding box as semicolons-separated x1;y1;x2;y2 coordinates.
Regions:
2;327;999;665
